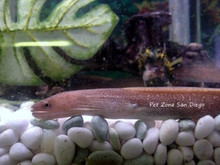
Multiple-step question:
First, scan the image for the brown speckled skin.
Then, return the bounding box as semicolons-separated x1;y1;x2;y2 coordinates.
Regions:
31;87;220;120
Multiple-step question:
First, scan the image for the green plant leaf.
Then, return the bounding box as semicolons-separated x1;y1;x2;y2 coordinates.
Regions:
0;0;118;85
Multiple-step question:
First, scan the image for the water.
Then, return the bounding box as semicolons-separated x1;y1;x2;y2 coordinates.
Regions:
0;0;220;164
0;0;219;100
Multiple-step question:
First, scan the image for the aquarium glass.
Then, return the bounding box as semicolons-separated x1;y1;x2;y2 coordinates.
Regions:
0;0;219;100
0;0;220;164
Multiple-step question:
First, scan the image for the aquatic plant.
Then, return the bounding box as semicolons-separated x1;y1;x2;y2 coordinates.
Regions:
0;0;118;86
202;0;220;24
194;0;220;52
134;0;168;14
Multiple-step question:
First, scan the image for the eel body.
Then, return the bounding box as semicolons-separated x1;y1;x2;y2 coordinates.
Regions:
31;87;220;120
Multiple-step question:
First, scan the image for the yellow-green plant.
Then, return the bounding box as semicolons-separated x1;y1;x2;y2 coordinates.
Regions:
0;0;118;85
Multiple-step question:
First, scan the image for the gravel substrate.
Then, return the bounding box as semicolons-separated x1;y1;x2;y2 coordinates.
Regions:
0;101;220;165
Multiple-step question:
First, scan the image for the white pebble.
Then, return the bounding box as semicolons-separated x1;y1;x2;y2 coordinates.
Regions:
0;107;13;123
0;154;18;165
32;153;55;165
154;144;167;165
20;101;34;109
0;147;10;156
68;127;93;148
207;131;220;147
84;121;93;131
167;149;183;165
214;114;220;131
40;129;56;154
114;121;136;140
54;135;75;165
121;138;143;160
214;148;220;165
5;108;32;135
195;115;215;139
13;106;34;121
0;129;19;148
193;139;213;160
6;118;29;135
89;141;113;152
178;146;194;162
21;127;43;150
159;119;179;145
9;143;33;161
0;104;18;111
197;160;215;165
184;160;196;165
143;127;159;154
175;131;195;146
17;160;32;165
0;123;7;133
145;119;155;128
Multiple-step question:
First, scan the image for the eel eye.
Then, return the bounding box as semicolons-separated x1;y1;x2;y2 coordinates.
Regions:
44;102;50;108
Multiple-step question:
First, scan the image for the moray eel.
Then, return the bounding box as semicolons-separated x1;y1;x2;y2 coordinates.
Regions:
31;87;220;120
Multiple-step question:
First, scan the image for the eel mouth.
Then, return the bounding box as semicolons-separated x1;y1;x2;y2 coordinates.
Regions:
31;110;48;119
31;109;75;120
32;112;57;120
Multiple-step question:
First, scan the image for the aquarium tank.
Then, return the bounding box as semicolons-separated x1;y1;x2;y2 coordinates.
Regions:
0;0;220;164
